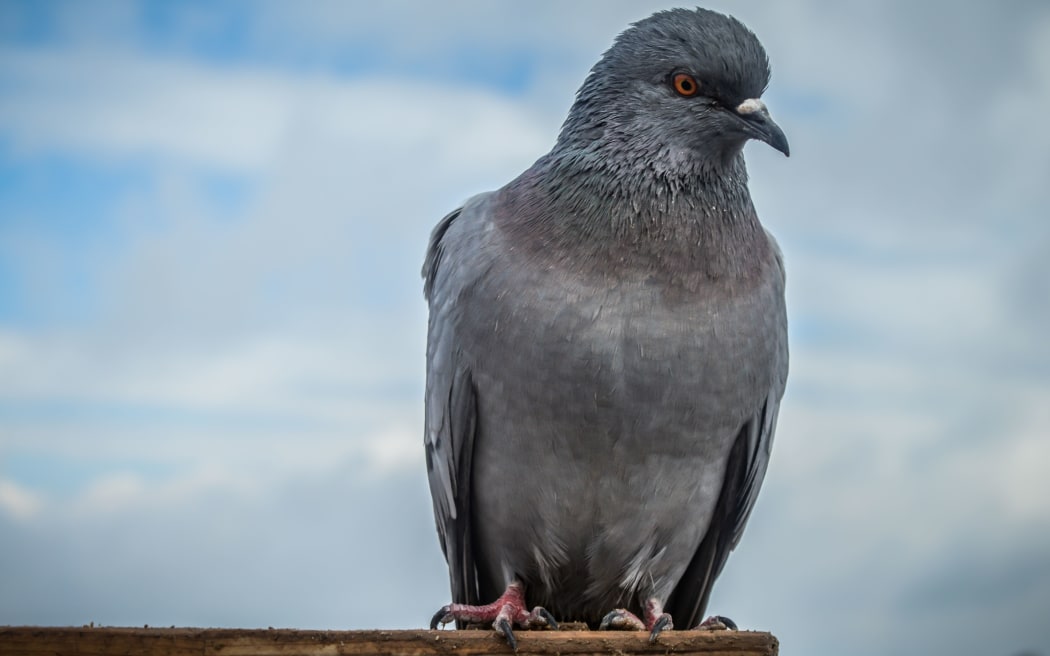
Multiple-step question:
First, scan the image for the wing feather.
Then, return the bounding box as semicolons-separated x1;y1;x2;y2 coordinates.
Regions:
423;203;484;610
664;395;781;627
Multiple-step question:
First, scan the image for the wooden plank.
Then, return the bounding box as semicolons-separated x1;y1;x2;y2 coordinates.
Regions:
0;627;777;656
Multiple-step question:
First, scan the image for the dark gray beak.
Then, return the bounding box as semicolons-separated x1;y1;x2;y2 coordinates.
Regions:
735;98;790;157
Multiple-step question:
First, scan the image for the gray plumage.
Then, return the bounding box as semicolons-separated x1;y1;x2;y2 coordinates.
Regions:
423;7;788;629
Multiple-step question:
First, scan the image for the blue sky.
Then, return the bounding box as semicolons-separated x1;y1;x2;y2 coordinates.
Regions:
1;2;1049;656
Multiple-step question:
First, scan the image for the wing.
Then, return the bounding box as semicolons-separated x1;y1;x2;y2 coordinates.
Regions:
664;394;782;627
665;233;788;628
422;203;483;610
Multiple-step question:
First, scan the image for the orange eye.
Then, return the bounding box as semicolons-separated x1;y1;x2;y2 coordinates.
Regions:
672;72;700;97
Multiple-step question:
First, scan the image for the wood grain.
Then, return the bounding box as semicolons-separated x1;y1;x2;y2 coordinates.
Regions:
0;627;777;656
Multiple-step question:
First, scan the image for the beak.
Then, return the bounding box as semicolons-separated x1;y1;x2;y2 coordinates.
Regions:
735;98;790;157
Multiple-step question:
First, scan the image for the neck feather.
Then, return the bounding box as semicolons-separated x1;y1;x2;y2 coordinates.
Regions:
498;145;764;279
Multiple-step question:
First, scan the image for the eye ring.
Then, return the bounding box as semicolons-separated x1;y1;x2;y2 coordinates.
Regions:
672;72;700;97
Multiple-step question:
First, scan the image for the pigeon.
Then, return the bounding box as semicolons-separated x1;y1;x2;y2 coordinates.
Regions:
423;7;789;648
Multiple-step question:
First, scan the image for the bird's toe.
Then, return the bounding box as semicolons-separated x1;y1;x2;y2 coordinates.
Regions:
429;605;453;630
647;613;673;643
695;615;737;631
525;606;558;630
599;608;647;632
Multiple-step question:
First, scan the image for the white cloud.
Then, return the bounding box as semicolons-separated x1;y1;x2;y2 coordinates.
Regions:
0;479;44;519
0;48;553;176
0;43;554;457
0;50;286;171
73;472;148;515
967;393;1050;525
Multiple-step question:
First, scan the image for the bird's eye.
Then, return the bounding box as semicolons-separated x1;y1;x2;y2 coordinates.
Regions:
671;72;700;97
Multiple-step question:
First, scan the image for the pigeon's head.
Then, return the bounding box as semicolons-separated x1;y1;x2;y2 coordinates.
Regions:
559;8;789;166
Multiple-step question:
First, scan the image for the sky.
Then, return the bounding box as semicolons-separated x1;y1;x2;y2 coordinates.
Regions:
1;1;1048;655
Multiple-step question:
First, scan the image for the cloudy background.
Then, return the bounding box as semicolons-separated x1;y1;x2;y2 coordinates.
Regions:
1;1;1048;655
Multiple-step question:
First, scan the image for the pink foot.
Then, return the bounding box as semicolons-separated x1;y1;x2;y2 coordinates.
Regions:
430;581;557;649
599;598;673;643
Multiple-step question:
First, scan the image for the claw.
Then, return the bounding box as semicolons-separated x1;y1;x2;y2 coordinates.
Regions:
717;615;738;630
530;607;558;630
648;613;673;643
430;605;452;630
496;617;517;651
598;611;612;631
696;614;737;631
